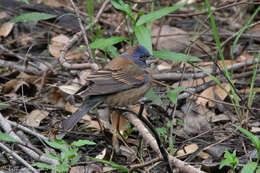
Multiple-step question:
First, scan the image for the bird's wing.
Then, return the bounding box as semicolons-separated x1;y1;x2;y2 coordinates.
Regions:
79;69;147;96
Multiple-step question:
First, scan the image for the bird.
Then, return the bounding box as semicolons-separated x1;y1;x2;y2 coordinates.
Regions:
61;45;153;132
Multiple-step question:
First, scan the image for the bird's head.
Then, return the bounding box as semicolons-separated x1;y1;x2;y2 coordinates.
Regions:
122;45;151;67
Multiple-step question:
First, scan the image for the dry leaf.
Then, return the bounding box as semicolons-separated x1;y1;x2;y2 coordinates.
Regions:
198;151;211;159
211;113;230;123
172;76;211;88
43;0;63;7
157;61;172;71
152;25;210;57
196;83;231;107
49;34;84;59
111;112;128;134
49;34;69;58
58;85;80;95
95;148;108;159
0;12;8;19
2;79;18;93
176;144;199;157
0;22;14;37
24;110;48;127
251;127;260;133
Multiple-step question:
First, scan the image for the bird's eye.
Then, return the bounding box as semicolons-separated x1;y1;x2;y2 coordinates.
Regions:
140;55;149;61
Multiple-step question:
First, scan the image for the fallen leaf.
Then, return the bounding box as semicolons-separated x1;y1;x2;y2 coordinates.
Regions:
196;83;231;107
111;112;128;134
176;144;199;157
49;34;84;59
251;127;260;133
0;22;14;37
24;110;48;127
198;151;211;159
152;25;210;57
172;76;211;88
211;113;230;123
58;85;80;95
49;34;69;58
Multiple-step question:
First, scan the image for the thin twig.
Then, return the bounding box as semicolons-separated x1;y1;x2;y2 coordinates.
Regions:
69;0;94;61
0;142;39;173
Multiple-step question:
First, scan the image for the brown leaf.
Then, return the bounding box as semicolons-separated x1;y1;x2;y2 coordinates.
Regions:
49;34;84;59
176;144;199;157
49;34;69;58
2;79;18;93
196;83;231;107
24;109;48;127
111;111;128;134
152;25;210;56
0;22;14;37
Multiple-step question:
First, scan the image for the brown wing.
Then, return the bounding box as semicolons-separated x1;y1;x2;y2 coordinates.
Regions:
79;69;146;96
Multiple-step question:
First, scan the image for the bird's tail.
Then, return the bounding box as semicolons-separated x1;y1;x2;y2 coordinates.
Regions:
61;96;105;132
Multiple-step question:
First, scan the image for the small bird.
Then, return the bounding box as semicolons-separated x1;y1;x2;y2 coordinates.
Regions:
61;45;152;132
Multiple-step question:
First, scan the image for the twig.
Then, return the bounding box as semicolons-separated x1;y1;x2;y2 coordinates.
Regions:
130;157;162;171
0;142;39;173
153;58;257;81
0;113;58;165
125;111;205;173
7;120;49;141
58;0;109;70
69;0;94;61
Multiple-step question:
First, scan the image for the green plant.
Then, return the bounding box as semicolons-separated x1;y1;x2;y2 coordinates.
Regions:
33;139;96;172
86;156;129;172
0;132;17;143
8;12;56;23
205;0;260;121
111;0;185;54
232;125;260;173
219;150;239;172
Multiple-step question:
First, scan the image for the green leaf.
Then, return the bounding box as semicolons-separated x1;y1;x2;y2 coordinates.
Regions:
105;46;119;58
86;156;129;171
219;150;238;169
43;153;59;160
145;89;163;105
20;0;29;4
153;51;201;62
55;163;70;172
32;162;54;170
134;25;152;54
0;103;10;107
90;37;127;49
110;0;135;22
0;132;17;143
167;86;186;104
136;3;185;26
45;140;68;151
233;125;260;151
241;162;257;173
70;152;81;166
71;139;96;147
87;0;94;20
156;127;167;138
60;148;78;163
9;12;56;23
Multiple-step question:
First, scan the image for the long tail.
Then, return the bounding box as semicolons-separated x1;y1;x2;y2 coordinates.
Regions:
61;96;105;131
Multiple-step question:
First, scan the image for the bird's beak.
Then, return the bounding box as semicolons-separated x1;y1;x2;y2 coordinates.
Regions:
146;56;156;65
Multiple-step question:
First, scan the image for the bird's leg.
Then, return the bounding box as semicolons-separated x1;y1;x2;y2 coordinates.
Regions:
137;103;173;173
137;104;145;117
